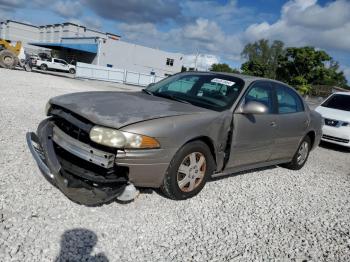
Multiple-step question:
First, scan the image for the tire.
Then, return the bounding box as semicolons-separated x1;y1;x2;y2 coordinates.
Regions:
283;136;311;170
161;141;215;200
69;68;76;74
40;64;48;71
14;57;19;68
24;63;32;72
0;50;17;69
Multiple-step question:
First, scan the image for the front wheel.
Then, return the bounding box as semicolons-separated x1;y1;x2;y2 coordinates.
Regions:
40;64;48;71
69;68;76;74
283;136;311;170
0;50;17;69
161;141;215;200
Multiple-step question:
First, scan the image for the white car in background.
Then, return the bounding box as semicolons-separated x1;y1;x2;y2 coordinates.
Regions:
315;92;350;148
36;58;76;74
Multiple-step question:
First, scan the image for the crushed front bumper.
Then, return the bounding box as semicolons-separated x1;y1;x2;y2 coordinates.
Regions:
26;119;129;206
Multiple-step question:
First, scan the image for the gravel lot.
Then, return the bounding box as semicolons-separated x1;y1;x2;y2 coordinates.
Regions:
0;68;349;261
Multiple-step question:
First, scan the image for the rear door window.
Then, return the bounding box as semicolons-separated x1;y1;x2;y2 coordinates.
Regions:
275;84;304;114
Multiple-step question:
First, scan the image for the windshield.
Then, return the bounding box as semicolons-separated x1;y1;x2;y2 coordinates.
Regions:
146;73;245;111
321;94;350;111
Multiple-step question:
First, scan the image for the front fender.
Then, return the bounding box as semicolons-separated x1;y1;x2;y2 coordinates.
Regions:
120;111;233;171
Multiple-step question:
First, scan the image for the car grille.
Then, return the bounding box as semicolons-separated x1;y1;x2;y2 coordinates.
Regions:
324;118;339;127
322;135;349;144
54;117;91;144
50;105;116;153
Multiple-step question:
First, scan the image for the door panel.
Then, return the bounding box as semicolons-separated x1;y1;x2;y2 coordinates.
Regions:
271;83;308;160
52;59;61;70
273;112;308;159
227;81;277;168
228;113;276;167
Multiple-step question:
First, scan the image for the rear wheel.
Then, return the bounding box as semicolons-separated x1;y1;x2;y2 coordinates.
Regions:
0;50;18;69
283;136;311;170
161;141;215;200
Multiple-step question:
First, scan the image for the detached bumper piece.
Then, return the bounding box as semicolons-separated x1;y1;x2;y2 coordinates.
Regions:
26;119;136;206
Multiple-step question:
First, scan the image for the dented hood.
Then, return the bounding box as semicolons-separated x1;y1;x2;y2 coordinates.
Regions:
50;91;209;129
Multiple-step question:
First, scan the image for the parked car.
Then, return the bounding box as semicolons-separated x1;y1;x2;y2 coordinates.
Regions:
315;92;350;148
26;72;322;205
36;58;76;74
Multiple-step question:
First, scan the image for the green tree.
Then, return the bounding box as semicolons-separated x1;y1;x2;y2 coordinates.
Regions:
210;63;239;73
240;60;267;77
313;61;347;87
290;76;313;96
276;47;348;88
241;39;285;78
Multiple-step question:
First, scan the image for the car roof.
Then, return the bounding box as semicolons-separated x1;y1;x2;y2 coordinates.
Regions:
206;71;291;86
180;71;295;87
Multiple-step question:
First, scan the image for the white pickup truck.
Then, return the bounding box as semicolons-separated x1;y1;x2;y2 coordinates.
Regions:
36;58;76;74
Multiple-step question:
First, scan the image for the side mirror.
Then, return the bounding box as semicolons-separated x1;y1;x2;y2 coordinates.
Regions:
239;101;269;114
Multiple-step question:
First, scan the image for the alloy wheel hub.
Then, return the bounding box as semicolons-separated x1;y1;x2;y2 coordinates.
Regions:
297;141;309;165
4;56;14;65
177;152;206;192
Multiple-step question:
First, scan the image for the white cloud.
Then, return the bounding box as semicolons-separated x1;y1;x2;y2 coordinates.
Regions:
118;23;161;40
85;0;181;24
54;1;83;18
183;19;222;42
118;18;243;62
245;0;350;52
0;0;25;10
0;9;7;20
181;0;260;27
183;0;240;20
283;0;350;29
183;54;220;71
84;17;102;31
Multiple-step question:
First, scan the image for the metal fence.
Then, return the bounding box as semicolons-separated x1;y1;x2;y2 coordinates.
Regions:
75;62;165;86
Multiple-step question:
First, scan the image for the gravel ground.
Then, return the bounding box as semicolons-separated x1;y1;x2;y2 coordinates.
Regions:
0;68;349;261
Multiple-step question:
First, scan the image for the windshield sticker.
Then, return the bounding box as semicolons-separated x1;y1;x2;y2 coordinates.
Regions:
211;78;235;86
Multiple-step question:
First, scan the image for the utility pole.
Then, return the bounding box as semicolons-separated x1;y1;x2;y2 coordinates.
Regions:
194;49;199;71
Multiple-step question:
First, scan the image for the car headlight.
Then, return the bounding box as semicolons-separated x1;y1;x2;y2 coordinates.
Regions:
45;102;51;116
89;126;160;149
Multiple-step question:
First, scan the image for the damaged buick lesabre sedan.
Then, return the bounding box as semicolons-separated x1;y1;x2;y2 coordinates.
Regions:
27;72;322;205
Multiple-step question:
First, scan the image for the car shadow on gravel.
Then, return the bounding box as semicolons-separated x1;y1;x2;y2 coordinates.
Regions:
152;166;279;200
209;165;278;182
55;228;109;262
319;141;350;153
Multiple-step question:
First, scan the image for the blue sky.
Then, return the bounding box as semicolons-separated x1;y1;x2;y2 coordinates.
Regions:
1;0;349;82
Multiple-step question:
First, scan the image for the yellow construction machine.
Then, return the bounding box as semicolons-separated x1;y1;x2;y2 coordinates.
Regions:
0;39;23;69
0;39;33;71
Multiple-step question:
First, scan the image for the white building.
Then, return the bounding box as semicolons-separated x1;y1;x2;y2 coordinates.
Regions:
0;20;184;76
